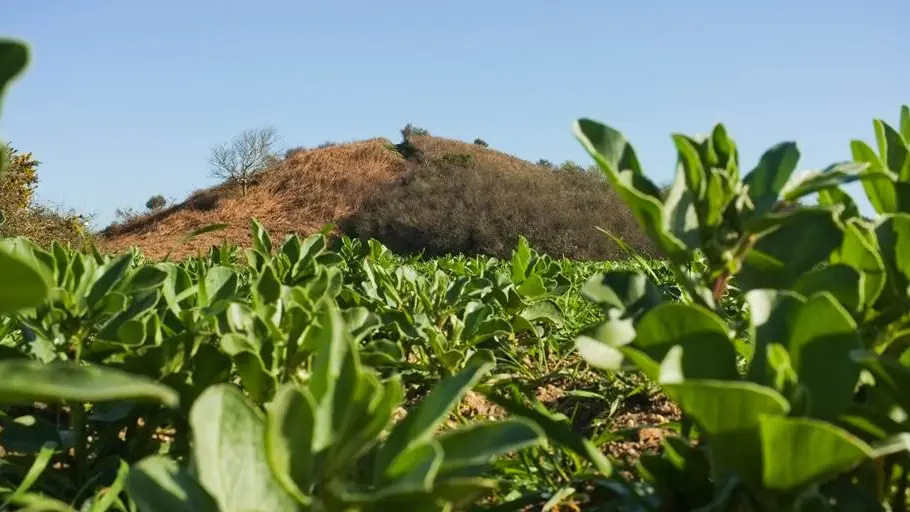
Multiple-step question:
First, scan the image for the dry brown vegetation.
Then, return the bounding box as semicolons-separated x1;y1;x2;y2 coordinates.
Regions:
99;133;655;260
100;138;406;259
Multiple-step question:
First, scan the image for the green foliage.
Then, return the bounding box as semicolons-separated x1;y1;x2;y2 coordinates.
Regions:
145;195;167;212
401;123;430;139
573;104;910;510
0;213;598;510
537;158;555;169
473;138;489;147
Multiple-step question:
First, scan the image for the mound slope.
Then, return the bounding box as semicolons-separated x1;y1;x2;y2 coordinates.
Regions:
100;134;653;260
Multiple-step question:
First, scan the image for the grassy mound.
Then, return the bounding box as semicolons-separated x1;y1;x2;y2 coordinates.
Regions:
100;133;653;260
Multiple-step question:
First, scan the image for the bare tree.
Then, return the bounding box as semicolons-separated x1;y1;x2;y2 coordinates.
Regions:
209;126;279;195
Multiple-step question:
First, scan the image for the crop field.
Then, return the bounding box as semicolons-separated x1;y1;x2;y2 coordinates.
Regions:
0;223;699;511
5;37;910;512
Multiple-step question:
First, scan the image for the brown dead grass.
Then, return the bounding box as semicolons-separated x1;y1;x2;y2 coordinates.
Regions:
100;138;406;259
100;133;651;261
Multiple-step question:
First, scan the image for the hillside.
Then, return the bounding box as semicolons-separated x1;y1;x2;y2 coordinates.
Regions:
99;134;652;260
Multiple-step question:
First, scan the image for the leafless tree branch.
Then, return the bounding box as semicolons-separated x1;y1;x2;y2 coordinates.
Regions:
209;127;279;189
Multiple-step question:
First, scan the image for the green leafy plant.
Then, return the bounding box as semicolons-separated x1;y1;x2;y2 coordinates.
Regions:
571;105;910;510
126;307;544;511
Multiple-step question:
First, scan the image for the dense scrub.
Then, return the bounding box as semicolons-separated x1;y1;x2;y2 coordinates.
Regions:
341;153;655;260
0;145;90;247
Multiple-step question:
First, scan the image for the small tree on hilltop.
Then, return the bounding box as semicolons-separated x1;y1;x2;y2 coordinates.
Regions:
209;126;279;195
401;123;429;140
145;194;167;211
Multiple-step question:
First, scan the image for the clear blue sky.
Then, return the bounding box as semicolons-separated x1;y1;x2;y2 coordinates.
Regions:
2;1;907;228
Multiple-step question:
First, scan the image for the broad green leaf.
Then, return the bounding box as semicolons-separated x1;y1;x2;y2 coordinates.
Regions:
265;383;316;504
330;374;402;467
375;351;494;479
203;266;238;306
660;380;790;487
580;270;663;317
781;161;877;203
745;290;805;387
831;222;887;310
519;300;565;328
126;456;219;512
220;333;275;404
852;139;897;214
0;360;178;407
633;303;739;380
574;119;686;260
874;214;910;301
190;384;296;512
86;252;134;308
510;235;532;283
574;311;636;372
381;440;443;489
0;40;29;121
738;208;845;291
758;415;873;493
671;134;706;201
792;265;861;313
0;247;50;312
308;306;350;404
128;265;168;292
251;218;273;255
901;105;910;143
743;141;800;216
874;119;910;181
662;164;701;249
436;419;543;473
255;263;282;303
786;293;861;420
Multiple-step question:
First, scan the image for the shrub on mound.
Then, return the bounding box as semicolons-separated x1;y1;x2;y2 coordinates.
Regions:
341;157;656;260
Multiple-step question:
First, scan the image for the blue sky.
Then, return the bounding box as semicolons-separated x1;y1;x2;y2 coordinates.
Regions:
2;1;907;228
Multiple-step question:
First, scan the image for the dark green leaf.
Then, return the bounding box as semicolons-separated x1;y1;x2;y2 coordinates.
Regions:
786;293;862;420
86;253;134;308
874;119;910;181
781;161;878;203
574;119;686;260
852;140;897;214
792;265;862;313
0;360;178;407
0;247;50;312
633;303;739;380
0;40;29;120
738;208;844;291
743;141;800;215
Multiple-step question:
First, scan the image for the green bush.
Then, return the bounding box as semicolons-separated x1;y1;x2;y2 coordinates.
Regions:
564;104;910;510
145;194;167;211
340;156;657;260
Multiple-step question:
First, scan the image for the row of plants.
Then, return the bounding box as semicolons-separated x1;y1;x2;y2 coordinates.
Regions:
4;35;910;511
